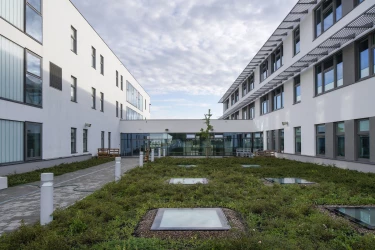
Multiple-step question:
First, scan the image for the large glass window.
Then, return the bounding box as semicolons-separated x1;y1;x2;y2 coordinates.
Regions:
336;122;345;157
272;44;283;72
26;1;42;43
242;107;248;120
71;128;77;153
126;107;144;120
249;103;255;119
116;71;119;87
279;129;284;153
92;88;96;109
315;0;342;37
261;95;268;115
316;124;326;155
272;86;283;111
357;34;375;80
26;51;42;106
315;52;343;95
248;74;255;91
126;81;144;111
26;122;42;160
358;119;370;159
83;129;88;152
294;75;301;103
71;26;77;53
120;103;123;119
295;127;301;154
71;76;77;102
294;26;300;55
91;47;96;69
121;75;124;91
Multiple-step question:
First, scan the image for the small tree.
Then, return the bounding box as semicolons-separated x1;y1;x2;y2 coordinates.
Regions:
199;109;214;158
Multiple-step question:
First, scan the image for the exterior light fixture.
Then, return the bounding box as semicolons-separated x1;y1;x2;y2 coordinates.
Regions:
165;129;169;132
84;123;92;127
282;122;289;126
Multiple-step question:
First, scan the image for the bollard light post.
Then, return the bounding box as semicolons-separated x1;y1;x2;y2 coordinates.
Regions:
40;173;54;226
163;148;166;157
115;157;121;182
139;151;144;167
151;148;155;162
158;148;161;158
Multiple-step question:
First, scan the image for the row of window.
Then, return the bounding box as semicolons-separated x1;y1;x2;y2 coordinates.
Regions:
314;119;370;160
70;129;113;154
224;0;365;110
126;107;144;120
126;81;145;111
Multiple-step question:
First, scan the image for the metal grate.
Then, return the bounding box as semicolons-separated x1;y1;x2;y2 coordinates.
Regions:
50;62;62;91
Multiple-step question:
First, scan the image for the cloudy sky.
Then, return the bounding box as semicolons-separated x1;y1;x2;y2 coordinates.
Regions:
71;0;297;119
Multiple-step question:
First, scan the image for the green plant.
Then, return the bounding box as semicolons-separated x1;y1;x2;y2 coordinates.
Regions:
199;109;214;158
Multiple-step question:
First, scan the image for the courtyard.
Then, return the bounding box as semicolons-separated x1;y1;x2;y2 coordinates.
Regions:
1;157;375;249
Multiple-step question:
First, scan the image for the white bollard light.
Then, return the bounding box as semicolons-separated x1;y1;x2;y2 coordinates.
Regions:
158;148;161;158
139;151;144;167
115;157;121;182
163;148;166;157
151;149;155;162
40;173;54;226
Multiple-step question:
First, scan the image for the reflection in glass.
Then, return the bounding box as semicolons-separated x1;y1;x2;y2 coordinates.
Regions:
317;137;326;155
323;7;333;31
296;85;301;102
337;54;343;87
27;52;41;77
359;135;370;159
295;127;301;153
316;7;322;36
359;120;370;132
333;207;375;229
336;0;342;21
26;123;42;159
359;40;369;78
26;5;42;43
25;74;42;106
324;59;334;91
27;0;41;13
316;66;322;94
337;136;345;157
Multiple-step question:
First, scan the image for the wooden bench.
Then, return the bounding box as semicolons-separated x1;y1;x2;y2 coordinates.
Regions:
254;150;276;157
236;148;253;157
98;148;120;158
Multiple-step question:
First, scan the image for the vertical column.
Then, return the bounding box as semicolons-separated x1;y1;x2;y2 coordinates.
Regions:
158;148;161;158
151;148;155;162
345;120;356;161
163;148;166;157
139;152;144;167
115;157;121;182
325;123;335;159
40;173;54;226
370;117;375;163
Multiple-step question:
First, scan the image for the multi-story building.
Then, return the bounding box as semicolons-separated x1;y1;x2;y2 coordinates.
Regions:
0;0;150;172
219;0;375;169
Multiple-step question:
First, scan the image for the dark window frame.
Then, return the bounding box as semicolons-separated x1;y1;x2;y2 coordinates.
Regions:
260;59;268;82
249;102;255;120
272;85;284;111
25;121;43;161
83;129;88;152
71;127;77;154
91;46;96;69
120;103;123;119
71;76;77;102
357;33;375;81
91;87;96;109
295;127;302;154
271;44;283;73
261;95;269;115
242;106;248;120
108;132;111;149
279;129;284;153
357;119;370;160
121;75;123;90
25;50;43;107
315;52;343;96
116;101;119;117
294;75;301;104
314;0;343;38
336;121;345;158
101;131;105;148
316;124;326;156
25;0;43;44
100;92;104;112
71;26;77;54
293;26;300;56
100;55;104;75
116;71;119;87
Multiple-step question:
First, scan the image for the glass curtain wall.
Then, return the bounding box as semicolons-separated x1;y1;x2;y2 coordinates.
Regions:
121;132;263;157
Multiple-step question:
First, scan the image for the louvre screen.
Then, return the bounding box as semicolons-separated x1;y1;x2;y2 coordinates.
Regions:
50;62;62;90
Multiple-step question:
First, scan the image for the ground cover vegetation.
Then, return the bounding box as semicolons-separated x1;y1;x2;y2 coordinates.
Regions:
1;157;375;249
7;157;114;187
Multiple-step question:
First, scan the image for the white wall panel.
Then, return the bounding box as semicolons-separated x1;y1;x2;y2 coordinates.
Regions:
0;35;24;102
0;119;23;164
0;0;24;30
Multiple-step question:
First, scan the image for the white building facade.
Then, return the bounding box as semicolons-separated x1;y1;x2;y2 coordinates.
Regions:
0;0;150;172
219;0;375;168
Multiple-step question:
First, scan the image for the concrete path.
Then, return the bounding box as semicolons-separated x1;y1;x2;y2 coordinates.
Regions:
0;158;139;235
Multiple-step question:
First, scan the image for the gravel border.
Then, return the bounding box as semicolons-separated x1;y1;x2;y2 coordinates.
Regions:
317;205;375;235
134;208;247;240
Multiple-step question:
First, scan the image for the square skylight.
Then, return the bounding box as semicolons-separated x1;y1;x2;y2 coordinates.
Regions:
265;178;315;184
242;165;261;168
328;207;375;229
151;208;231;231
177;165;197;168
169;178;208;184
